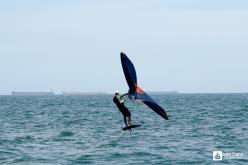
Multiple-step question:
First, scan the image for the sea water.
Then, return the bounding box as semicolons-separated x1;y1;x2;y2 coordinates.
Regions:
0;94;248;164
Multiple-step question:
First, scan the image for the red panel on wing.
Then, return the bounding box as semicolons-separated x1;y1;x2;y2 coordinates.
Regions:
136;87;144;94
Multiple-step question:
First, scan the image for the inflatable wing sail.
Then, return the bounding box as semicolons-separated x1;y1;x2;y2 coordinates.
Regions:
120;52;169;120
120;52;137;95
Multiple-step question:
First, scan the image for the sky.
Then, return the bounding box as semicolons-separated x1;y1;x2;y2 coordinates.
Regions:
0;0;248;94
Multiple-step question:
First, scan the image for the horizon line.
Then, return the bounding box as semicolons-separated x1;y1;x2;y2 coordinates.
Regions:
1;91;248;96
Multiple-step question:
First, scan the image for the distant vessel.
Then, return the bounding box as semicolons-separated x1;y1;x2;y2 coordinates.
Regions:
12;91;54;96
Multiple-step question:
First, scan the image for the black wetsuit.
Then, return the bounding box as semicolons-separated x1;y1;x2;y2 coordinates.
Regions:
113;95;131;126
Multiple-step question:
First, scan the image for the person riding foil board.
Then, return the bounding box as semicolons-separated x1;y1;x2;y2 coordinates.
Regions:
113;91;132;127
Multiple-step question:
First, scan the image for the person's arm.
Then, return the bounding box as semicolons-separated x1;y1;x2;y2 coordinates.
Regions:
120;93;128;99
120;93;128;103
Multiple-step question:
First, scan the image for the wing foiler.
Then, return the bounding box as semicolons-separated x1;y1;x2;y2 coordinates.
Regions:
120;52;169;120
